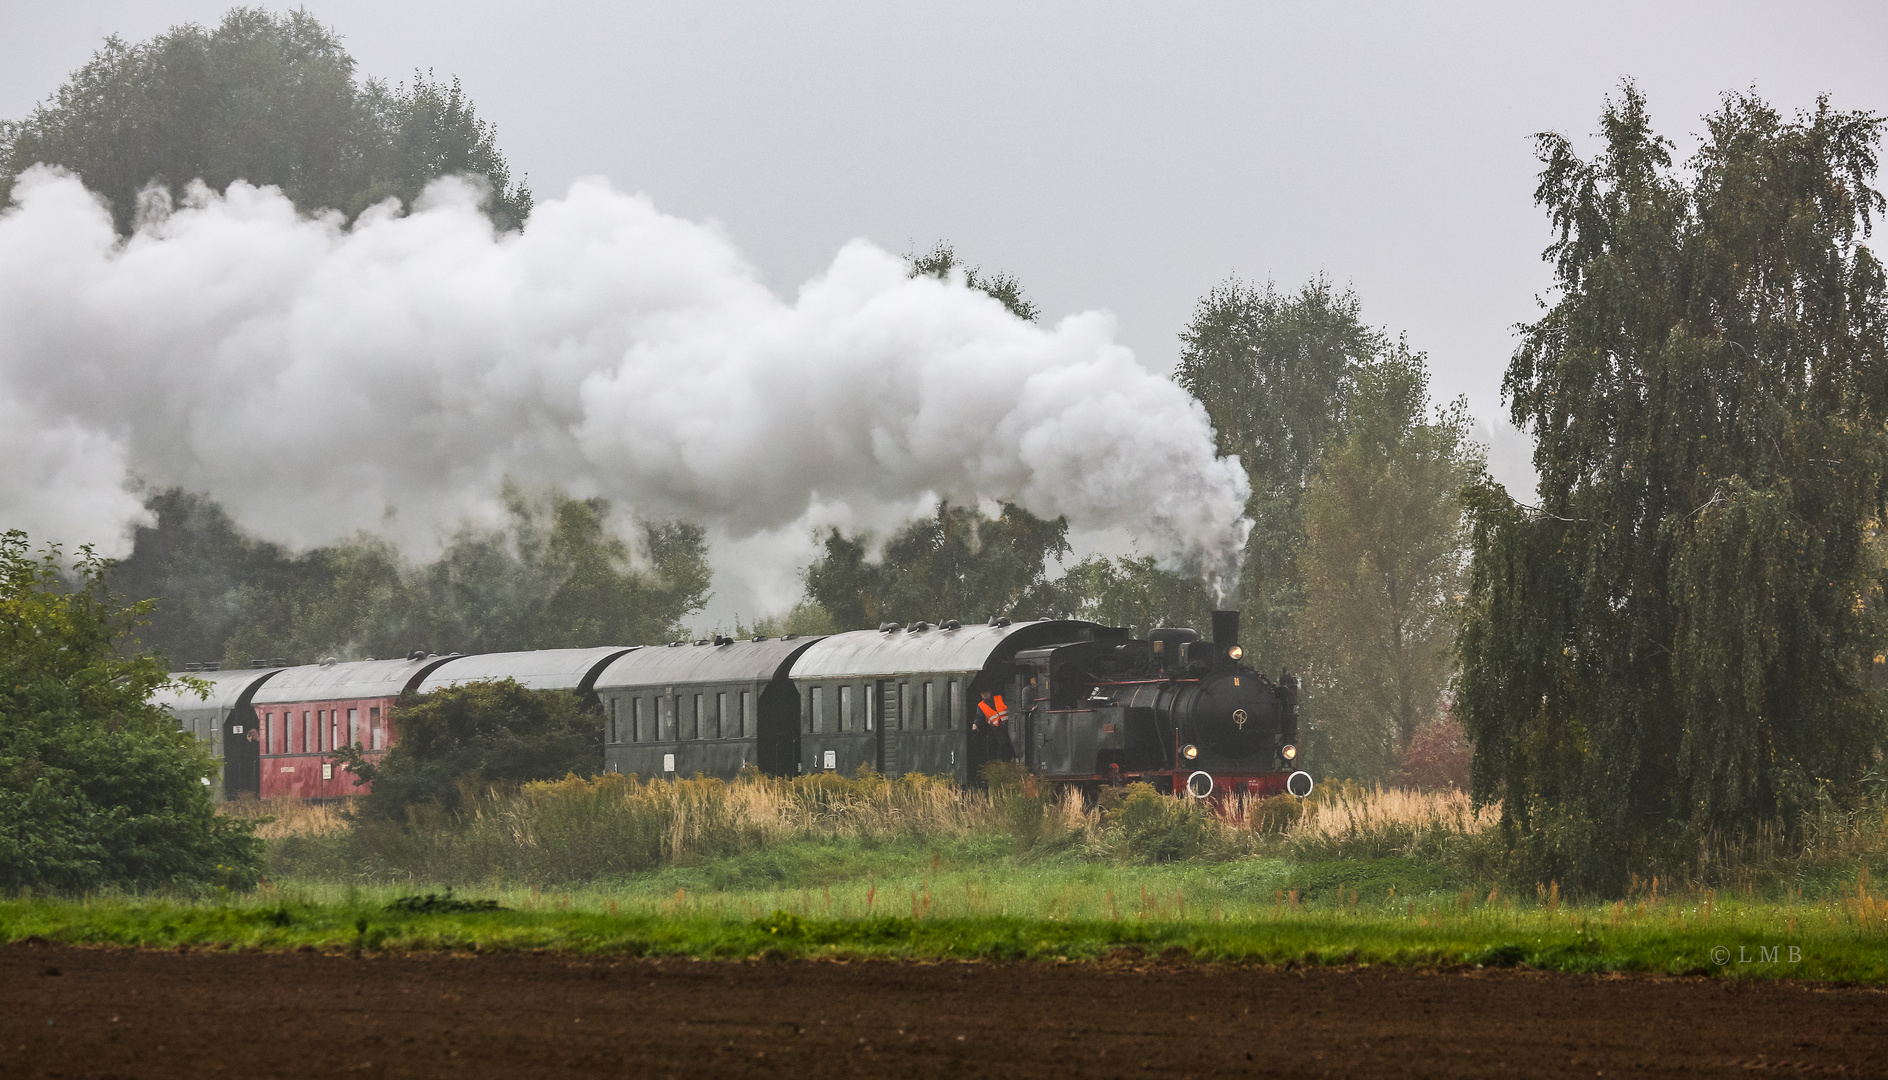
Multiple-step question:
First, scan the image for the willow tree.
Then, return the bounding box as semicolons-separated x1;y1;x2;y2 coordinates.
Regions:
1457;86;1888;889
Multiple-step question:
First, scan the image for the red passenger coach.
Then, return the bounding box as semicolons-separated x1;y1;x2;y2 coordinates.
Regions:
247;655;455;799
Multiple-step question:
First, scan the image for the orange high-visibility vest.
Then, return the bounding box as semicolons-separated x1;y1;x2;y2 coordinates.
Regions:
977;695;1007;725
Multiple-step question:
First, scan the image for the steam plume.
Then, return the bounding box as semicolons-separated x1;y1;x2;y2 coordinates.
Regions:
0;168;1249;589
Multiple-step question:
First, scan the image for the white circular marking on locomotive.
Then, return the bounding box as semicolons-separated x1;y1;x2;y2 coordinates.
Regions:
1185;771;1214;799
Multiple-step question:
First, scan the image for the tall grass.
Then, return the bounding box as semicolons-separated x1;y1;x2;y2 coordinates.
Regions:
237;771;1509;888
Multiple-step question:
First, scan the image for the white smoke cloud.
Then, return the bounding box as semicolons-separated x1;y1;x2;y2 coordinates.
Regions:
0;166;1249;591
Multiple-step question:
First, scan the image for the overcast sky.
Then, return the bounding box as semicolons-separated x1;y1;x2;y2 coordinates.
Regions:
11;1;1883;431
6;2;1885;624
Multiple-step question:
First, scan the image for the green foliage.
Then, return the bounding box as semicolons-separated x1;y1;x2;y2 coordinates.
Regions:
345;679;602;819
802;501;1073;629
734;601;838;640
800;501;1218;635
110;484;710;666
1296;347;1484;781
1458;85;1888;890
1176;277;1384;668
907;240;1039;321
1049;555;1214;638
0;531;261;891
0;8;530;230
1106;783;1215;862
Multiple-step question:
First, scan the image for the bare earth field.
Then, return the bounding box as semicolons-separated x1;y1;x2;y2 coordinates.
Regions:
4;942;1885;1078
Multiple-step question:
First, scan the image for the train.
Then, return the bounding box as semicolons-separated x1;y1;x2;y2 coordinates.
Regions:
153;609;1314;802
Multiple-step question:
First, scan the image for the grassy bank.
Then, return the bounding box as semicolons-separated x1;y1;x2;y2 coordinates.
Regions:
6;871;1888;981
8;773;1887;981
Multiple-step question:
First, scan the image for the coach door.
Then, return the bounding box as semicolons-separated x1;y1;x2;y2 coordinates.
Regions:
876;680;900;777
223;710;261;799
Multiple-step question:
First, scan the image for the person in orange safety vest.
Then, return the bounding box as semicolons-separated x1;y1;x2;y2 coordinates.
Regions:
976;689;1016;762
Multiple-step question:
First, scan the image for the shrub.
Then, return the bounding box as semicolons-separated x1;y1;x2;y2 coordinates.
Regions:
1108;783;1215;862
1400;714;1472;791
340;679;601;819
0;531;261;891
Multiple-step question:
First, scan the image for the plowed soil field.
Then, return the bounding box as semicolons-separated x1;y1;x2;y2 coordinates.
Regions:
5;941;1884;1078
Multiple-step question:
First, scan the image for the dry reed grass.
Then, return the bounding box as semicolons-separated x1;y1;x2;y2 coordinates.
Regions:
251;770;1517;884
222;796;356;840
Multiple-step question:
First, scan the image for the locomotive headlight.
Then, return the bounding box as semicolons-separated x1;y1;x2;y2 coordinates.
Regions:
1281;743;1298;761
1227;645;1244;661
1183;743;1199;760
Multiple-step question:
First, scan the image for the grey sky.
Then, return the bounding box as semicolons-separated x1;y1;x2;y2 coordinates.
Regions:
11;1;1883;436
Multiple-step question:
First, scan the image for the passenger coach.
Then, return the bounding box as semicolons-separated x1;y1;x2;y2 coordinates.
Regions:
248;655;456;799
595;636;823;779
790;619;1102;783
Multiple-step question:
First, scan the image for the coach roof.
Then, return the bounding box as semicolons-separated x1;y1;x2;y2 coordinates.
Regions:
151;667;280;716
417;647;636;694
789;620;1099;680
252;656;455;704
593;637;821;690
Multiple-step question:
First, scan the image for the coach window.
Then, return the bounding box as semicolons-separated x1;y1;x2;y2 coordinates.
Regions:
810;686;825;735
370;706;383;750
865;686;876;732
606;698;618;744
949;681;963;730
923;683;936;731
715;693;729;739
838;685;853;733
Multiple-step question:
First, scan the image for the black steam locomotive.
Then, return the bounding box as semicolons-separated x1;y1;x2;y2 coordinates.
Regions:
1014;610;1313;800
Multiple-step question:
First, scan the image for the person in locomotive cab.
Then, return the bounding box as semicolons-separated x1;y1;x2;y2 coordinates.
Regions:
975;689;1016;761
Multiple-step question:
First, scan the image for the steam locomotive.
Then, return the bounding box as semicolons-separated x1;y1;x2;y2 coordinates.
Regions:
1014;609;1314;800
157;609;1313;803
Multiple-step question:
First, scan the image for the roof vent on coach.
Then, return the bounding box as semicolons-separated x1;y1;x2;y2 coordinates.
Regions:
879;622;902;632
408;649;428;661
751;634;769;642
993;617;1012;627
320;656;339;666
910;621;930;631
941;619;962;630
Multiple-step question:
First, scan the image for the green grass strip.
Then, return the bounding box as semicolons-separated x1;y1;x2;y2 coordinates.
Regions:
6;897;1885;983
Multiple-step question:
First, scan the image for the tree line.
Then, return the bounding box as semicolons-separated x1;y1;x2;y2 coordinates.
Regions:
6;7;1885;893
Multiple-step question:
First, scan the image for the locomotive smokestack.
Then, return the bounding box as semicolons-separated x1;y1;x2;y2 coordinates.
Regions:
1212;609;1242;669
